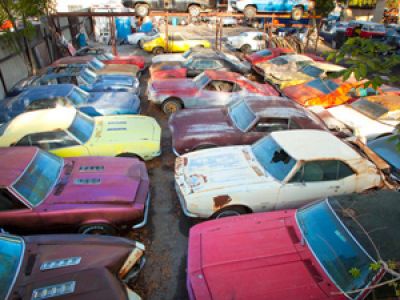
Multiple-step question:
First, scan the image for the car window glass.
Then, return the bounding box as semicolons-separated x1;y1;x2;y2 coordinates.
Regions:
204;80;235;92
172;34;184;41
254;118;300;132
291;160;354;183
0;189;26;211
15;131;79;150
25;99;60;111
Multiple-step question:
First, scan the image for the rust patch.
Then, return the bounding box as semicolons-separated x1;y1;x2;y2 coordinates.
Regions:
252;166;263;176
213;195;232;211
118;248;143;279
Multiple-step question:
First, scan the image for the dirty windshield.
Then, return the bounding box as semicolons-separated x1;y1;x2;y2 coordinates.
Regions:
229;100;257;132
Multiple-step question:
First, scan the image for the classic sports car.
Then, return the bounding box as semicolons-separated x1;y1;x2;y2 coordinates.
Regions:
225;31;268;53
368;133;400;182
311;95;400;142
75;47;145;70
151;48;215;64
266;62;345;89
169;96;327;155
128;28;160;48
50;56;139;77
0;84;140;123
282;78;363;108
253;54;314;77
175;130;385;219
8;67;140;96
142;32;211;54
149;52;251;79
147;70;279;114
244;47;295;65
187;190;399;300
1;233;145;299
0;147;150;233
0;107;161;160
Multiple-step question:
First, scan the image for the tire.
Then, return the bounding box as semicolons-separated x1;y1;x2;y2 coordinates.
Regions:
135;4;149;17
152;47;164;55
161;98;183;114
240;44;252;54
78;223;117;235
139;39;145;49
212;206;249;219
116;153;143;160
188;5;201;17
291;6;304;21
243;6;257;19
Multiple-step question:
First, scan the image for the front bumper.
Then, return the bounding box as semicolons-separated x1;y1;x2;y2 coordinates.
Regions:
132;193;150;229
175;182;198;218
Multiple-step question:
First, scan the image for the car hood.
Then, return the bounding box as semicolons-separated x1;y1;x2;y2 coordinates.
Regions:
13;234;138;300
45;156;146;207
152;78;197;93
269;70;311;82
97;64;139;76
88;92;140;112
178;146;274;193
188;212;331;300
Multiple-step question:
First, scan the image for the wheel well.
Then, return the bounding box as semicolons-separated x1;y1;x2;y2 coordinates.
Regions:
116;153;144;160
245;4;257;10
163;97;184;108
135;2;150;7
188;3;200;7
78;221;117;233
211;205;253;218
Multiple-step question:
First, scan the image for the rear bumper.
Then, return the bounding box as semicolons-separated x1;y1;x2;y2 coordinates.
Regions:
132;193;150;229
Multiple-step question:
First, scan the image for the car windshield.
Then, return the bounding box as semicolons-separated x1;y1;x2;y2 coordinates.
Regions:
67;88;89;105
258;49;272;57
228;100;257;132
193;73;210;88
373;25;386;33
307;79;339;94
297;200;378;298
80;69;97;85
68;111;94;144
369;135;400;170
350;98;389;120
0;235;23;300
182;49;193;59
13;151;62;207
89;58;105;70
300;65;324;78
251;136;297;181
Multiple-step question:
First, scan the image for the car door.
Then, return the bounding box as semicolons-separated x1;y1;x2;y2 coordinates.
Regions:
197;80;239;107
276;160;357;210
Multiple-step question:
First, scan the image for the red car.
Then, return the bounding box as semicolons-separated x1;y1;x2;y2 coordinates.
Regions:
345;21;386;39
2;233;145;299
0;147;150;234
244;47;295;65
187;190;398;300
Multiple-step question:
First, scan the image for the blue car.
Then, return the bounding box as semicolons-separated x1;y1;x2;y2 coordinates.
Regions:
0;84;141;124
231;0;312;20
8;67;140;96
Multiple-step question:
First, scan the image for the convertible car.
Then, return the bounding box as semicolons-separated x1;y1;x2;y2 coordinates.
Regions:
187;190;399;300
175;130;386;219
169;96;327;155
147;70;279;114
0;107;161;160
0;147;150;233
0;84;140;123
1;233;144;299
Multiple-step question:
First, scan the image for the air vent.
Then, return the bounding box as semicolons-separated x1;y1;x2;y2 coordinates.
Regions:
74;178;101;185
32;281;76;300
107;127;127;131
287;226;300;244
41;257;81;271
304;259;323;283
107;121;127;125
79;165;104;172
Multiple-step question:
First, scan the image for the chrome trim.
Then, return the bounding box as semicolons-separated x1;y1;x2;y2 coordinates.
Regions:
4;235;25;300
172;146;180;157
175;182;198;218
132;193;150;229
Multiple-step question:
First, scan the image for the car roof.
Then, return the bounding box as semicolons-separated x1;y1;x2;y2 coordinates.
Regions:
18;84;75;99
0;107;77;146
204;70;242;81
271;130;360;161
363;95;400;111
281;55;313;62
331;190;400;262
309;62;345;72
0;147;37;187
52;56;94;66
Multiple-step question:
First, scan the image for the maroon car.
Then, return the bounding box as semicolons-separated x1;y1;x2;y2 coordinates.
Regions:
0;147;150;234
2;233;145;300
168;96;326;155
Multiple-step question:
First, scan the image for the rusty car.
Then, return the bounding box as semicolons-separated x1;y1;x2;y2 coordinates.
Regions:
147;70;279;114
168;96;327;155
175;130;387;219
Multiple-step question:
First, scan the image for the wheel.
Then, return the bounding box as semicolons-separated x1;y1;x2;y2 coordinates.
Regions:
243;6;257;19
135;4;149;17
212;206;249;219
188;5;201;17
139;39;145;49
78;223;117;235
116;153;143;160
153;47;164;55
240;44;251;54
161;98;183;114
291;6;304;21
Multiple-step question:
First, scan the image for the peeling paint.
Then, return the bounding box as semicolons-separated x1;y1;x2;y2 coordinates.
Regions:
213;195;232;211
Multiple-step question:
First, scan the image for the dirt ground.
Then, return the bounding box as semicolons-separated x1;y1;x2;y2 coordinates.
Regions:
107;22;331;300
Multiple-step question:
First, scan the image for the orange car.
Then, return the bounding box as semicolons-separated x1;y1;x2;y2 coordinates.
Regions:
282;78;364;108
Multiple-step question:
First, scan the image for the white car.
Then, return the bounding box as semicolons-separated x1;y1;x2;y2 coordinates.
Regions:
128;28;160;48
253;54;314;77
175;130;384;219
225;31;267;53
151;48;215;64
311;94;400;143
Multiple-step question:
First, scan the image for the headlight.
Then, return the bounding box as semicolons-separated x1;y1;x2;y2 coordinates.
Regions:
125;286;142;300
119;242;145;281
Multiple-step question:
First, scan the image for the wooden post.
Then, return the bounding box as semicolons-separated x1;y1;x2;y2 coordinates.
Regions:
219;16;223;51
215;17;219;50
263;17;267;49
110;16;118;56
165;10;169;52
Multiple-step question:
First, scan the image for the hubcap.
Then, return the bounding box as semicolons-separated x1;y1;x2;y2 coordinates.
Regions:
216;210;241;219
165;102;178;113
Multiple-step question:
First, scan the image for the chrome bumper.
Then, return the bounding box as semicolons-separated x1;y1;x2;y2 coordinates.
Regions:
132;193;150;229
175;183;198;218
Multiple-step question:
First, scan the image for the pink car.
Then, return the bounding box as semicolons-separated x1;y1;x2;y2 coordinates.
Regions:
0;147;150;234
187;190;398;300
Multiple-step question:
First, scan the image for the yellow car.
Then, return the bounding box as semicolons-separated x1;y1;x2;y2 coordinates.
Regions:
143;32;211;54
0;107;161;160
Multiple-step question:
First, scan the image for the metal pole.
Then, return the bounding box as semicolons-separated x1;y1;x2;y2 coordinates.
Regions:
165;10;169;52
219;16;223;51
110;16;117;56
